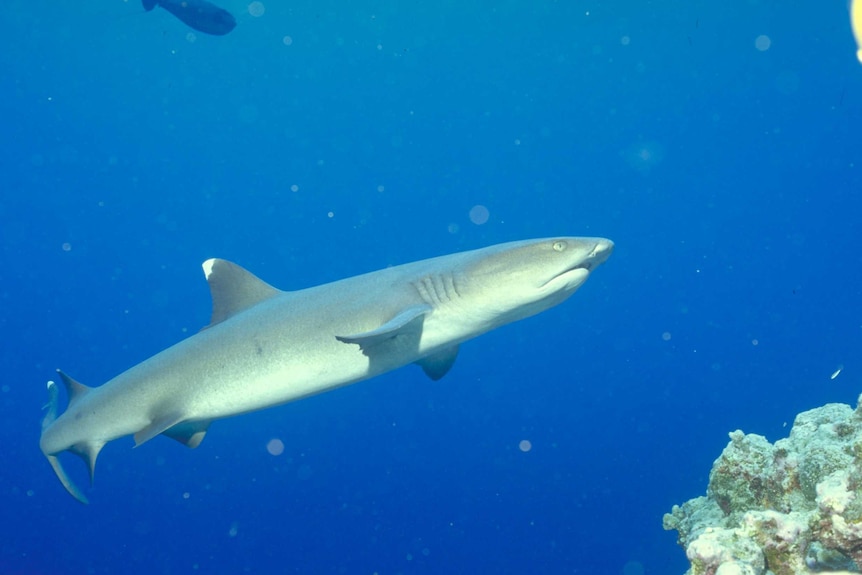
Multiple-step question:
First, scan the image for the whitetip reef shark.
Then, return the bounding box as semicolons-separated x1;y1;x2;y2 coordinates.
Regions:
40;236;613;503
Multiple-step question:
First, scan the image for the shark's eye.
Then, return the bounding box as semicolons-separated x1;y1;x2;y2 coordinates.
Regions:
552;241;567;252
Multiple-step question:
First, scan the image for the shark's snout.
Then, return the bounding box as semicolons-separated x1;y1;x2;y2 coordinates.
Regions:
587;238;614;268
565;238;614;273
538;237;613;293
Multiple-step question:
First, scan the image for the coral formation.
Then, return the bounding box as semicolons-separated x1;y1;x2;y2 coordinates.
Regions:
664;396;862;575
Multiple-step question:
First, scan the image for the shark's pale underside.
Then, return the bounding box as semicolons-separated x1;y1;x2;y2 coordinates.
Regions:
40;236;613;503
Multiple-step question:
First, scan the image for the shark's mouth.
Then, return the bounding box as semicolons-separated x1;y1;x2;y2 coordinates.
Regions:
541;265;591;292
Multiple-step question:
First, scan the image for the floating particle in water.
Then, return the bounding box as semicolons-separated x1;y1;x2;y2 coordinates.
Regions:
248;1;265;17
519;440;532;452
755;35;771;51
469;205;489;225
267;438;285;456
623;140;665;173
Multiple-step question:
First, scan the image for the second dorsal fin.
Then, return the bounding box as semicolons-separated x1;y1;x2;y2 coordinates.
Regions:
201;259;281;327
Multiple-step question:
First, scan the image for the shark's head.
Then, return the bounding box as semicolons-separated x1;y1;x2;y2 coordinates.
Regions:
455;236;613;328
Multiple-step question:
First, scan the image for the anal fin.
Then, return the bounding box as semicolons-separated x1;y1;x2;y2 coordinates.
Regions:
71;441;105;484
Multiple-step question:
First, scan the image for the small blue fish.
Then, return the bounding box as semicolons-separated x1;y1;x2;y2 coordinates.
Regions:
143;0;236;36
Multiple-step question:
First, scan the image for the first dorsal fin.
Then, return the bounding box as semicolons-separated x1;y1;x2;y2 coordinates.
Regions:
202;258;281;328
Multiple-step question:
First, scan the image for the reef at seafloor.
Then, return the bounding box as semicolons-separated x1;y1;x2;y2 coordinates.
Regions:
664;395;862;575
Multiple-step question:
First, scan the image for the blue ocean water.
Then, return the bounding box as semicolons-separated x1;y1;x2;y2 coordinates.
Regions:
2;1;861;573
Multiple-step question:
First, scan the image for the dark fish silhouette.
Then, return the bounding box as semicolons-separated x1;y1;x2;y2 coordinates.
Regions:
143;0;236;36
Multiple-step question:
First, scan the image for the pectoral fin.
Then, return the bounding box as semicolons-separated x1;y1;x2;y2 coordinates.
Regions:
415;345;459;380
336;305;432;351
134;413;187;447
163;420;211;448
134;414;211;448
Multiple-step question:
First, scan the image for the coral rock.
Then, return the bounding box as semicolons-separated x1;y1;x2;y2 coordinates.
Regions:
665;395;862;575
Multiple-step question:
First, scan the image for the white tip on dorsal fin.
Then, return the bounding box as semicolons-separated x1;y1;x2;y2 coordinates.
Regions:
201;258;281;328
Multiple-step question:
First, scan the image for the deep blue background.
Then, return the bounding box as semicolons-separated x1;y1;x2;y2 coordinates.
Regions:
2;1;861;574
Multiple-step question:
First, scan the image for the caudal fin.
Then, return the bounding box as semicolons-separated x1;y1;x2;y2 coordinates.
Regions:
41;380;90;504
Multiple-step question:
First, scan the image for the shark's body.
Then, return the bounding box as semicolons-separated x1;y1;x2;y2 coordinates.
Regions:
40;237;613;503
